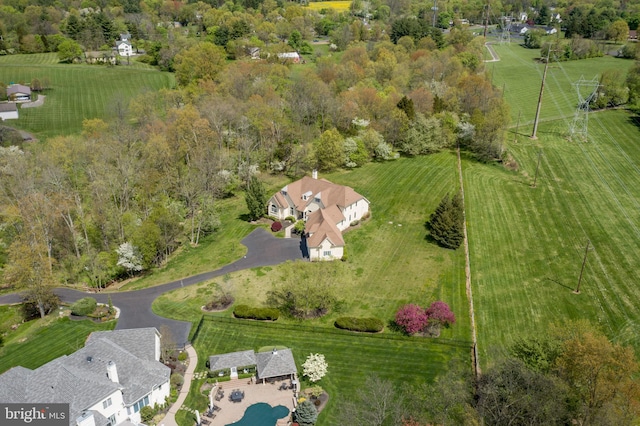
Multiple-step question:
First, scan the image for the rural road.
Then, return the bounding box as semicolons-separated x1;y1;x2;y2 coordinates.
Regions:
484;43;500;62
0;228;306;345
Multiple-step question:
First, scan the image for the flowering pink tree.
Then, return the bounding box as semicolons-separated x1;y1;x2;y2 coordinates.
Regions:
425;301;456;329
395;304;428;335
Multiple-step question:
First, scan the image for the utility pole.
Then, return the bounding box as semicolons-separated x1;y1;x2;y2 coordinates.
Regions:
574;239;591;294
514;110;521;143
531;48;552;140
532;150;542;187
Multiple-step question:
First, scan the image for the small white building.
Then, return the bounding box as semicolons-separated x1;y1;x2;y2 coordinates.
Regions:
0;102;18;120
277;52;301;63
267;171;370;261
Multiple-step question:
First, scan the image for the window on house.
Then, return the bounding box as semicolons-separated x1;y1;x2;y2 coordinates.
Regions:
290;207;294;215
107;414;116;426
323;251;332;257
103;398;112;409
271;205;277;213
133;395;150;413
314;197;320;202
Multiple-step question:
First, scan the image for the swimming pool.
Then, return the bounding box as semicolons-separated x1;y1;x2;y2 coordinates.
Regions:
226;402;290;426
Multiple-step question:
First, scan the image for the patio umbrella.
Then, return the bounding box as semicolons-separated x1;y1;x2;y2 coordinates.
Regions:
209;388;215;408
195;410;200;425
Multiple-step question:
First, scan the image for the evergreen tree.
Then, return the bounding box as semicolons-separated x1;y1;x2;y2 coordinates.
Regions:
293;400;318;426
245;176;267;221
396;95;415;120
428;192;464;249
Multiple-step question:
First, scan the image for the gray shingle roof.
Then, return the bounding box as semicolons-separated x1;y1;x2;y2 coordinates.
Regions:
0;103;18;112
256;349;297;379
87;327;159;361
6;84;31;95
209;350;256;371
0;328;169;426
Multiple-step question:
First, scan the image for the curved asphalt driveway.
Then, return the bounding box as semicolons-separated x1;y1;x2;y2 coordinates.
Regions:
0;228;305;346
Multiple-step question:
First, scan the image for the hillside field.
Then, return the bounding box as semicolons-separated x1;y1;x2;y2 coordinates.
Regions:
0;53;174;139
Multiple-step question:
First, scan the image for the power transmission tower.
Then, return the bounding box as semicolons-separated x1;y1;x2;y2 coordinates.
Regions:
500;15;511;44
568;76;600;141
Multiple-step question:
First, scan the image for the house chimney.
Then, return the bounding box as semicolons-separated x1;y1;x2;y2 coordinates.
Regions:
312;169;318;179
76;411;95;426
106;361;119;383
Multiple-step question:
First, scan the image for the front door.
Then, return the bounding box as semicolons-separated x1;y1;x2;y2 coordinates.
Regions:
230;366;238;379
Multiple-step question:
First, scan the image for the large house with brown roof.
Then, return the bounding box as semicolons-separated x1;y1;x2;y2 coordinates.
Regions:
267;171;370;261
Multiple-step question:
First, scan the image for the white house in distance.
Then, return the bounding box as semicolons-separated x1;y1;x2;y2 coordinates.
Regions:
116;33;133;57
0;102;18;120
277;52;301;63
0;328;170;426
268;171;370;261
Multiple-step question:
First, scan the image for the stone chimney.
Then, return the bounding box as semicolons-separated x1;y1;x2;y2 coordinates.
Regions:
312;169;318;179
106;361;119;383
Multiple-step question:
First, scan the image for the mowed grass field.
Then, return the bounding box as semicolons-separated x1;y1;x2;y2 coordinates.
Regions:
465;108;640;365
0;53;174;139
174;317;469;426
307;0;351;12
489;42;636;126
0;312;115;374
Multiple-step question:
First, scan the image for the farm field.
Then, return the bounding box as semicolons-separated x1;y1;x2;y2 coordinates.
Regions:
465;109;640;366
0;312;115;374
0;53;174;139
174;317;469;426
489;42;635;127
306;0;351;12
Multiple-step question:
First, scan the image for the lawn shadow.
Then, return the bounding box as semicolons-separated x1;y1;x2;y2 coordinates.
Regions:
544;276;574;291
628;114;640;132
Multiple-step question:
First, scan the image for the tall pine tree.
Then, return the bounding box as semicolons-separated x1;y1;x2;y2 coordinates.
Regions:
428;191;464;249
244;176;267;221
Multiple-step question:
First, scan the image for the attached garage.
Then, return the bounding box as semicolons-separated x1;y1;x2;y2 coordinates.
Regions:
0;103;18;120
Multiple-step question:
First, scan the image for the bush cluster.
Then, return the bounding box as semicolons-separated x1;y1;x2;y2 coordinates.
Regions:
271;221;283;232
350;219;360;227
335;316;384;332
233;304;280;321
205;293;234;310
70;297;97;316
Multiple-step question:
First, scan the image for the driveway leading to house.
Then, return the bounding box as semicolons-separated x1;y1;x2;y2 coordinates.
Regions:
0;228;305;346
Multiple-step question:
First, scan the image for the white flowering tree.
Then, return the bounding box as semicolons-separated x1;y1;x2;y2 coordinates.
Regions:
116;242;143;275
302;353;328;382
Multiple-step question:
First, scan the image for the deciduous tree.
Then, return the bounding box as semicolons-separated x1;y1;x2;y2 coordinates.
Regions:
395;304;428;335
302;353;328;382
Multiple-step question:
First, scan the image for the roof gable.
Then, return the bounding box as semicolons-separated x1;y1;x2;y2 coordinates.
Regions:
208;350;256;371
255;349;297;379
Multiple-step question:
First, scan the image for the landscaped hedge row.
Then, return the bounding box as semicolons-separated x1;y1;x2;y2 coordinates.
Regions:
335;316;384;333
233;305;280;321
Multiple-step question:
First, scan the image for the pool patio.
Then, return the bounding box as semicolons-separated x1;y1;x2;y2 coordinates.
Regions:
201;377;297;425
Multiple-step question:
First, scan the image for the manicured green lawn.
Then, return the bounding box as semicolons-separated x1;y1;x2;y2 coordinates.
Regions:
153;154;469;338
0;53;174;139
175;316;469;426
464;109;640;366
0;315;115;374
490;43;635;127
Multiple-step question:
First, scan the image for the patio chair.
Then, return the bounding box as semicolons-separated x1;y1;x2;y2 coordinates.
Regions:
213;405;221;412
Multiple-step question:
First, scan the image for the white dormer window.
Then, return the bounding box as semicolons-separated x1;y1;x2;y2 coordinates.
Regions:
302;190;312;201
314;197;321;203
